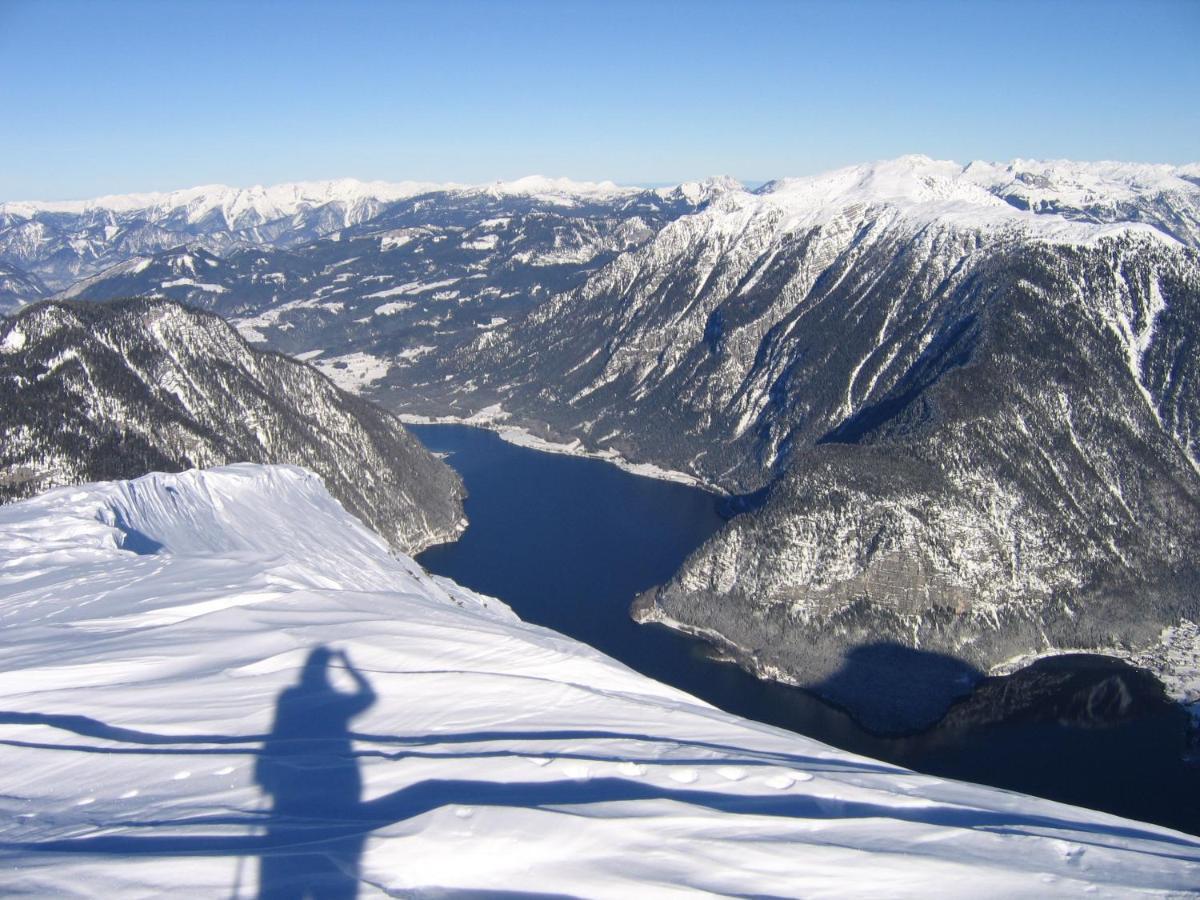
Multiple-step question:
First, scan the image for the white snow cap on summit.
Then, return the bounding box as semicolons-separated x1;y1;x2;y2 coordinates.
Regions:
964;157;1200;204
468;175;639;204
0;179;448;226
658;175;745;204
759;154;1005;208
696;154;1198;246
0;176;640;220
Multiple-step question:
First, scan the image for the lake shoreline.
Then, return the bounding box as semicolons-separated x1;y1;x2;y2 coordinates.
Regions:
411;421;1200;836
399;405;724;493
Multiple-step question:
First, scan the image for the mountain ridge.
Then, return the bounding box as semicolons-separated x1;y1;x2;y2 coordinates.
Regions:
0;297;464;555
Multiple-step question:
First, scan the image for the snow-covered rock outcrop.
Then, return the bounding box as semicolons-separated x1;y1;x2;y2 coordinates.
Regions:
0;464;1198;897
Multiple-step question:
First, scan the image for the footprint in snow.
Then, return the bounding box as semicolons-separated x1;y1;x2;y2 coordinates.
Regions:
618;761;646;777
765;770;813;790
213;766;235;776
668;769;699;785
717;766;746;781
120;789;140;799
172;771;191;781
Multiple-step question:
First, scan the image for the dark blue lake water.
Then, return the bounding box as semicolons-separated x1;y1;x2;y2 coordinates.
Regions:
412;423;1199;836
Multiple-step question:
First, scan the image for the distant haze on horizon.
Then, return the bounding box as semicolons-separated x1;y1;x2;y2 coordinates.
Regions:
1;0;1196;200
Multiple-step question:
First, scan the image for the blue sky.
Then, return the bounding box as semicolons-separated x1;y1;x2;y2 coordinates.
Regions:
1;0;1197;199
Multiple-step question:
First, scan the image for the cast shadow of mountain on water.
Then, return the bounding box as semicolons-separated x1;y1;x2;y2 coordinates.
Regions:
812;642;984;735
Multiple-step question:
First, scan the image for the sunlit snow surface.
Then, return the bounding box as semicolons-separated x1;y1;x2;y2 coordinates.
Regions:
0;465;1198;897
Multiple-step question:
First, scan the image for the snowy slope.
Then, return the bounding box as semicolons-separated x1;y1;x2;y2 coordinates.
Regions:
0;176;649;290
1;465;1198;897
965;158;1200;246
0;262;46;315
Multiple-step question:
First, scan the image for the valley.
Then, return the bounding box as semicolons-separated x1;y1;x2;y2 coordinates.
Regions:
413;422;1200;836
2;157;1199;825
6;5;1198;893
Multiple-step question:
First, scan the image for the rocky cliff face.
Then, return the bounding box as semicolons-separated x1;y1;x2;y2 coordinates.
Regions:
645;233;1200;712
0;298;463;554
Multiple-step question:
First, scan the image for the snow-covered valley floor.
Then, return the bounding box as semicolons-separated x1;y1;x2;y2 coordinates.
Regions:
1;465;1198;897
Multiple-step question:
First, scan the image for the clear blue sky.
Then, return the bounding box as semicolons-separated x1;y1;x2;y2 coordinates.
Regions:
1;0;1197;199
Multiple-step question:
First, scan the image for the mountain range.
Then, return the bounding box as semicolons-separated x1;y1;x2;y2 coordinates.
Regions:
3;156;1198;730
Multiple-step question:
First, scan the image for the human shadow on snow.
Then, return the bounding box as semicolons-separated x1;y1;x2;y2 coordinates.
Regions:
5;644;1200;900
251;645;376;899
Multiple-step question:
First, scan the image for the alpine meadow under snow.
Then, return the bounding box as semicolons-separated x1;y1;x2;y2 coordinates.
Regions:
1;465;1198;897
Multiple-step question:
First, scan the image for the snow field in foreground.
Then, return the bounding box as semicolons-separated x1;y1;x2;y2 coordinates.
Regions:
0;465;1198;897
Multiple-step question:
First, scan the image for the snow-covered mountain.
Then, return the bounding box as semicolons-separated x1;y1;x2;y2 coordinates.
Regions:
9;158;1200;730
5;160;1195;295
52;184;713;396
404;156;1200;729
1;464;1197;897
0;298;463;554
0;176;654;291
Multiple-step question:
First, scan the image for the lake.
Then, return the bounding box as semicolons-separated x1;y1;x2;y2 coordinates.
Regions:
412;423;1199;836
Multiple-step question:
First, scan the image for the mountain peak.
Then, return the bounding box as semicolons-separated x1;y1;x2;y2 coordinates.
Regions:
470;175;639;203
